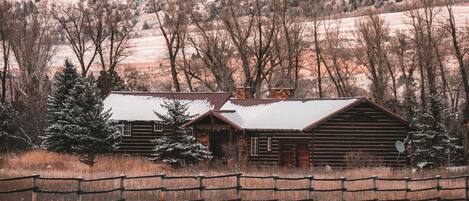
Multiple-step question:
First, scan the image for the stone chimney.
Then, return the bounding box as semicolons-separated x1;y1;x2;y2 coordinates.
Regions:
270;88;294;99
235;87;254;99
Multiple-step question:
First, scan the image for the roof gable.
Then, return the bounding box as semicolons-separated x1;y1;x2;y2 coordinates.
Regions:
303;98;409;131
184;97;363;131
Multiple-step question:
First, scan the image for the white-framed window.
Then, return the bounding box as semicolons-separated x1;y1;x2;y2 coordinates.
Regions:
120;122;132;137
267;137;272;152
154;123;164;133
251;137;258;156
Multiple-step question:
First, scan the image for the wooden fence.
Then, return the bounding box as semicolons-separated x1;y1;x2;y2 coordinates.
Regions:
1;173;469;201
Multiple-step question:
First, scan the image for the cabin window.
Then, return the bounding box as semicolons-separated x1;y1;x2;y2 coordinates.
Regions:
154;123;164;133
120;122;132;137
267;137;272;152
251;137;258;156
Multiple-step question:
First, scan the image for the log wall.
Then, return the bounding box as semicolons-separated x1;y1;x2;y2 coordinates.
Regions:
246;133;312;167
310;102;409;167
115;121;162;157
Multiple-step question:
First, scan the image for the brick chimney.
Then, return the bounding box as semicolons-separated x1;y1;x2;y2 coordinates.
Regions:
270;88;294;99
235;87;254;99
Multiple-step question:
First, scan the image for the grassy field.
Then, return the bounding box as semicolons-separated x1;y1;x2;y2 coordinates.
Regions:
0;150;468;201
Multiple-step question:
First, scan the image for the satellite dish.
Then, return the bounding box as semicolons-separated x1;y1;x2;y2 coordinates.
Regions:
395;141;405;153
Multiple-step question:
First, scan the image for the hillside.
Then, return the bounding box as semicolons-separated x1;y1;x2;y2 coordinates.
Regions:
50;5;469;69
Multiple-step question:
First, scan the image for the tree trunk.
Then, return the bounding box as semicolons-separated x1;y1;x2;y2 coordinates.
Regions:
170;56;181;92
313;22;323;98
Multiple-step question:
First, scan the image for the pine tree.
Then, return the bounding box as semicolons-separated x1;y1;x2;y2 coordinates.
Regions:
43;61;119;166
96;70;125;98
65;76;119;166
0;102;16;150
150;99;212;167
42;60;80;153
410;93;460;168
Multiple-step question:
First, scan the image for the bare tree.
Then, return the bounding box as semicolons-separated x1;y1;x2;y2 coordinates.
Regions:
390;31;418;118
444;0;469;162
219;0;278;97
352;10;393;105
52;1;97;77
147;0;195;92
0;0;12;103
86;0;138;96
8;0;56;146
307;3;325;98
270;0;306;96
319;18;357;97
188;11;236;93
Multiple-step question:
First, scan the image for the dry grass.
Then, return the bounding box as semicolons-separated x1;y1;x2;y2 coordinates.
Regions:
0;150;468;201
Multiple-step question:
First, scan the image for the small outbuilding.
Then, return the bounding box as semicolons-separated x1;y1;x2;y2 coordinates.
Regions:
104;90;410;167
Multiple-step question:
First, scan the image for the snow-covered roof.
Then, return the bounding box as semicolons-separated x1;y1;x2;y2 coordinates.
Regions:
103;92;230;121
215;98;360;130
105;92;402;131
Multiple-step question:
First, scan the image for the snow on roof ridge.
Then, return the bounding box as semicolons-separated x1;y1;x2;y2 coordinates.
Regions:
229;96;362;101
110;91;230;95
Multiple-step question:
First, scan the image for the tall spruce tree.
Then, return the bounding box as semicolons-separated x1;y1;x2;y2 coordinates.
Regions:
410;93;461;167
43;61;119;166
150;99;212;167
42;60;80;152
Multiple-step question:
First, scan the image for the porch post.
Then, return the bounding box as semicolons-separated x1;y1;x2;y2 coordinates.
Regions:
239;132;247;168
229;128;233;144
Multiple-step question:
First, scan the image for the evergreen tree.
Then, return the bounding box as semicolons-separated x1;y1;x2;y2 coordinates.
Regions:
96;70;125;98
43;62;119;166
42;60;80;152
410;93;461;167
65;76;119;166
0;102;16;151
150;99;212;167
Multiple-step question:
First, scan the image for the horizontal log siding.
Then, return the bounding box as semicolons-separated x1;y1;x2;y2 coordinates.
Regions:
246;133;311;167
311;102;409;168
116;121;162;157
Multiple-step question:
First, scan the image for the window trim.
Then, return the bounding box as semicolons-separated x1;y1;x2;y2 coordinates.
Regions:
120;122;132;137
153;122;164;133
267;137;272;152
251;137;258;156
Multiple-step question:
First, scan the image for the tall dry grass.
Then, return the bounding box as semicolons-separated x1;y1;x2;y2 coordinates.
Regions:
0;150;468;201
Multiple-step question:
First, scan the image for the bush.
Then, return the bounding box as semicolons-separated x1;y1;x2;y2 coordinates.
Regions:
345;152;383;168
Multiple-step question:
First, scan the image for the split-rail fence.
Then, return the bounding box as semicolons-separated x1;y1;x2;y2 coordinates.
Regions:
1;173;468;201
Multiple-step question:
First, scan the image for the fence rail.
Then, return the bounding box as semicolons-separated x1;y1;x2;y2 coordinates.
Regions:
1;173;468;201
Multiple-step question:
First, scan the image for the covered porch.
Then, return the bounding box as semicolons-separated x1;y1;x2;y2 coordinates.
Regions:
184;111;246;166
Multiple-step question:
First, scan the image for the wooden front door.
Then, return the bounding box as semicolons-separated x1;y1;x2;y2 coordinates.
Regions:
280;142;309;168
296;144;310;168
280;143;295;167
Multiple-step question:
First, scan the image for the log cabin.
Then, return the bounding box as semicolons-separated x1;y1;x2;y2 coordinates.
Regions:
104;89;410;168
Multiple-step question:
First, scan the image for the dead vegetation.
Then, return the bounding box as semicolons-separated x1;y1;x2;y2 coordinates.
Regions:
0;150;468;201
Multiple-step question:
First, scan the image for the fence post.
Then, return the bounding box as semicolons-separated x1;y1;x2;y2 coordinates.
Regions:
435;175;441;200
372;175;377;200
31;174;38;201
307;175;313;200
120;174;126;201
465;175;468;200
340;177;345;201
160;173;166;201
236;173;241;200
198;174;204;200
405;177;410;201
272;175;278;200
77;176;83;201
